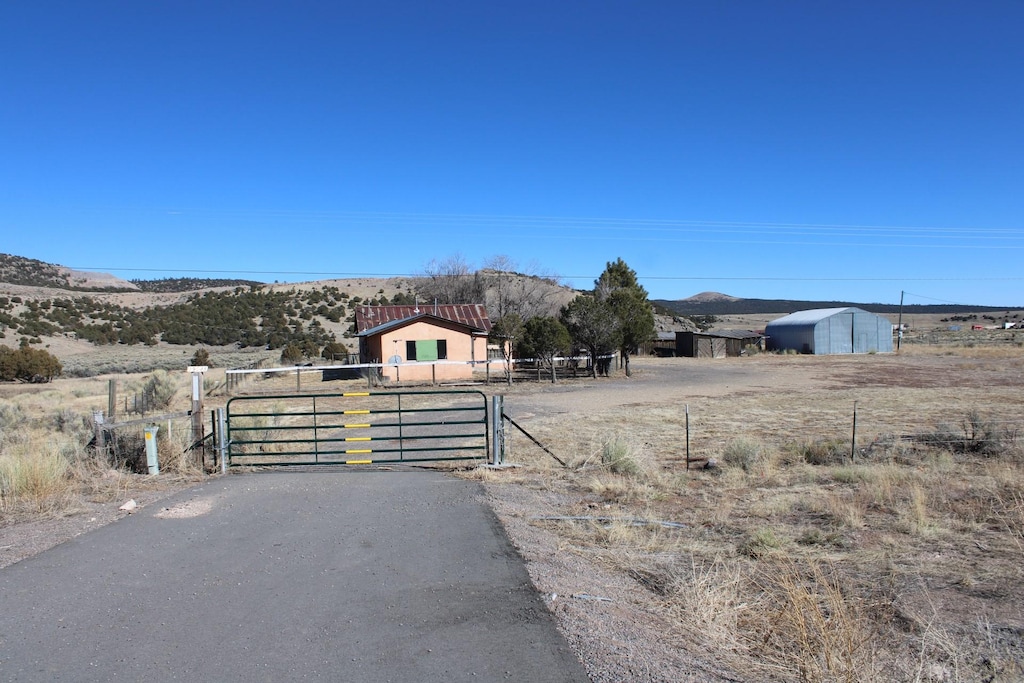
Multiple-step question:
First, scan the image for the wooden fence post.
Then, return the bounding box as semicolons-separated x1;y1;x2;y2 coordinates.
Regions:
93;410;106;455
188;366;208;464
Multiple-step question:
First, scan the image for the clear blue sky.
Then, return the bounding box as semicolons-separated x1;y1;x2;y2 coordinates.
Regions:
2;1;1022;306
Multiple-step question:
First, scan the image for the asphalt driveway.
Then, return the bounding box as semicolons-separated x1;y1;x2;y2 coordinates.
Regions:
0;470;588;682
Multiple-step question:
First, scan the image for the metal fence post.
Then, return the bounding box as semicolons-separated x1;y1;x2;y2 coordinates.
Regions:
491;395;505;465
685;404;691;470
216;407;228;473
851;401;858;463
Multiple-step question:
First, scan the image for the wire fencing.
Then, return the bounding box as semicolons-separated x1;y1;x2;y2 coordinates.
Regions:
684;404;1022;469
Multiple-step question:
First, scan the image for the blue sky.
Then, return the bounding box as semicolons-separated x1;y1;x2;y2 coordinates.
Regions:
2;1;1022;306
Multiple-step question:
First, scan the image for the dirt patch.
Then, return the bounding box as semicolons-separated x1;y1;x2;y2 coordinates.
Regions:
476;352;1024;681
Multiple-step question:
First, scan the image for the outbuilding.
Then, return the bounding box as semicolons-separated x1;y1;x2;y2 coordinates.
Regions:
675;330;764;358
765;307;893;354
355;304;493;382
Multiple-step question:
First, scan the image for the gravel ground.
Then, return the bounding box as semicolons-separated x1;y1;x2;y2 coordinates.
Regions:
485;481;744;682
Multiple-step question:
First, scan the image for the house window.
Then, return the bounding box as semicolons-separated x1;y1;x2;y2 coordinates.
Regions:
406;339;448;361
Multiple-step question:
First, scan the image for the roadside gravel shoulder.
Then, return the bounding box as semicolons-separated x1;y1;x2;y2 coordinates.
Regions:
484;480;743;683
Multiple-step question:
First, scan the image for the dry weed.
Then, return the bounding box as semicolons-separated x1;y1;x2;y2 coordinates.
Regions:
157;422;203;474
825;490;866;529
744;558;879;682
0;434;75;513
894;484;933;536
647;555;751;656
738;527;784;558
586;475;656;504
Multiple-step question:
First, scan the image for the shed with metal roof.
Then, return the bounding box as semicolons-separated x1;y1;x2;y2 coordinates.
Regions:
675;330;764;358
355;304;493;382
765;307;893;354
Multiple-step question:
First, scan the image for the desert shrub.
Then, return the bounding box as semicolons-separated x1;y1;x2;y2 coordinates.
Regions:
142;370;177;410
280;343;304;363
601;437;642;476
189;348;211;367
797;439;848;466
918;410;1017;458
321;341;349;362
51;408;91;440
0;345;62;382
0;400;26;444
739;527;783;558
105;429;148;472
721;438;763;471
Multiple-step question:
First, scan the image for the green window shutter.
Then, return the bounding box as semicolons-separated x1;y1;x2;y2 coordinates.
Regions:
415;339;438;361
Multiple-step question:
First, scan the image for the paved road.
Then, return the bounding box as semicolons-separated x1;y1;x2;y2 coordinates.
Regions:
0;470;589;682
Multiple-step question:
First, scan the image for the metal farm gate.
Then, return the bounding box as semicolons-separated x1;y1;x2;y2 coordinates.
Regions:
225;390;489;467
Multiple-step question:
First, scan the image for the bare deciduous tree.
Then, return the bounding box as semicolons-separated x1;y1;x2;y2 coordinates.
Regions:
482;255;563;320
416;254;486;304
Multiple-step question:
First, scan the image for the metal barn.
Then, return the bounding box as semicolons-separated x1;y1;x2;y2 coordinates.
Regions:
675;330;764;358
765;307;893;355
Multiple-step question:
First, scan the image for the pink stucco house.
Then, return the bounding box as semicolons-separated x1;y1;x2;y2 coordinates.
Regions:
355;304;493;382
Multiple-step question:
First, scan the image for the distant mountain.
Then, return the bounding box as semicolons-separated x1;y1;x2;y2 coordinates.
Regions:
0;253;138;291
655;295;1016;316
681;291;740;303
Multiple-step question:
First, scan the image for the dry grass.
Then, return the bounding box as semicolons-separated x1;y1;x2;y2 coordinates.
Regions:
0;437;74;512
745;558;880;683
487;350;1024;681
4;337;1024;681
0;368;206;522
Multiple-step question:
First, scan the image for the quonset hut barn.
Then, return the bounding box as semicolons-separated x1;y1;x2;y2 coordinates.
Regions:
765;307;893;355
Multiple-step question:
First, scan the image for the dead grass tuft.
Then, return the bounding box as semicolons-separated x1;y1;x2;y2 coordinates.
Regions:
0;437;74;512
744;558;879;683
738;527;785;558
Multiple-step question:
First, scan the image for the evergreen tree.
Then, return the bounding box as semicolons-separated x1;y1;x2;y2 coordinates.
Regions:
560;295;620;378
519;316;571;383
595;258;654;377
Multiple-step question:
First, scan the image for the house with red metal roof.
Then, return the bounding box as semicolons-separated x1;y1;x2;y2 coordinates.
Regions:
355;304;493;382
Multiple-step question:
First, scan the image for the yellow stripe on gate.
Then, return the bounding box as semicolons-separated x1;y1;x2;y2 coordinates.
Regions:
342;392;370;397
343;410;370;415
345;449;372;454
344;423;370;429
345;459;372;464
344;437;371;442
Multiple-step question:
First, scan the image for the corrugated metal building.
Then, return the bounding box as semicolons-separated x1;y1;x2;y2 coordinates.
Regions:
765;307;893;354
675;330;764;358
